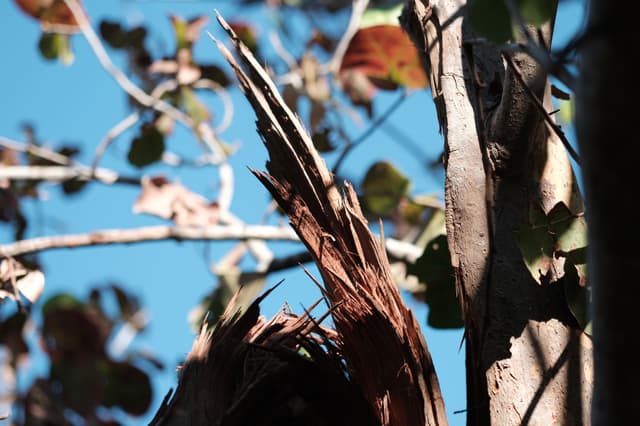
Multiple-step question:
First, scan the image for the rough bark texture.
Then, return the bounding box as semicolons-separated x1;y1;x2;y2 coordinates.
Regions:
575;1;640;424
213;15;448;424
401;1;592;424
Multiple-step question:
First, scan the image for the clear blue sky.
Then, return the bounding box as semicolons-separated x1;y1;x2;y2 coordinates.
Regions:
0;1;584;424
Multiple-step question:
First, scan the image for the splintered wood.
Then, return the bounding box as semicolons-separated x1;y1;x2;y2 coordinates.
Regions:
212;13;447;426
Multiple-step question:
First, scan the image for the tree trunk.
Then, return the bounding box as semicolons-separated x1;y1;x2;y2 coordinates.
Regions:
401;1;593;424
575;1;640;424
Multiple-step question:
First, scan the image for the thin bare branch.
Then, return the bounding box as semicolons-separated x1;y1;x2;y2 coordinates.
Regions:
0;225;300;258
62;0;229;165
193;78;234;134
0;165;140;186
502;52;581;165
90;79;183;173
0;221;423;269
268;30;298;70
0;137;72;166
322;0;370;75
91;112;140;172
333;89;409;173
61;0;192;125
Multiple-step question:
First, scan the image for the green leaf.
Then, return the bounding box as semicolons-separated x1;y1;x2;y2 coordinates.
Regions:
62;178;88;195
99;20;127;48
517;0;555;26
179;86;211;124
100;20;147;50
359;3;404;28
199;64;232;87
103;361;152;416
415;208;446;248
361;161;410;216
516;220;555;284
556;99;574;125
548;202;587;253
563;257;590;330
469;0;513;43
127;125;165;168
38;32;74;65
312;127;335;153
42;293;83;314
408;235;463;329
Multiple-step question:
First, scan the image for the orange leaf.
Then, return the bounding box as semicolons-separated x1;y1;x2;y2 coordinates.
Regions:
339;25;427;90
14;0;81;31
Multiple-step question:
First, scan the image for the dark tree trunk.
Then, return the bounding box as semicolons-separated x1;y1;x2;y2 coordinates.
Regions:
575;1;640;424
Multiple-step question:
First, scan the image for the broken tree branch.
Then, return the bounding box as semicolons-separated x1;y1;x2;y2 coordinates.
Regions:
214;13;447;425
0;225;298;258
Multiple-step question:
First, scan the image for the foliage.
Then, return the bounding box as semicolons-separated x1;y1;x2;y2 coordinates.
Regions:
0;0;589;423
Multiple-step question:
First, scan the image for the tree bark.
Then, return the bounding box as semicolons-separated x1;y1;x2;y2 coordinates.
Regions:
575;1;640;424
401;1;592;424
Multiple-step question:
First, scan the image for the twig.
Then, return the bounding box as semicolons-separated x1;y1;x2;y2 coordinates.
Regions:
91;112;140;173
62;0;229;164
269;30;298;70
322;0;370;75
501;0;576;90
502;52;581;165
193;78;234;134
265;235;424;274
0;137;71;166
0;165;140;186
332;89;409;174
90;79;182;173
62;0;193;125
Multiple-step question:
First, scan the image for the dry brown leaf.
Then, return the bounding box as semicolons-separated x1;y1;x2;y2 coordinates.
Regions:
133;176;219;227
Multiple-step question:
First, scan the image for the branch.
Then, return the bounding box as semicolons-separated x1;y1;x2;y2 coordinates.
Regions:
322;0;370;75
266;235;424;274
0;136;72;166
502;52;581;165
62;0;191;125
0;225;300;258
332;90;409;173
91;112;140;173
62;0;228;164
0;222;424;269
193;78;234;134
0;165;140;186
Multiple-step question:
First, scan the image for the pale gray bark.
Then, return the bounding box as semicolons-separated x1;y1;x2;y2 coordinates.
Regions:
401;1;592;424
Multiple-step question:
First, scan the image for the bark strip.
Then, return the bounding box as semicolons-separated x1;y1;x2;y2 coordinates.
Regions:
211;12;448;426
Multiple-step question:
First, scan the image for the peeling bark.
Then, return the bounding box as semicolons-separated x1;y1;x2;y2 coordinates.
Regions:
151;289;379;425
401;0;592;424
211;15;448;424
